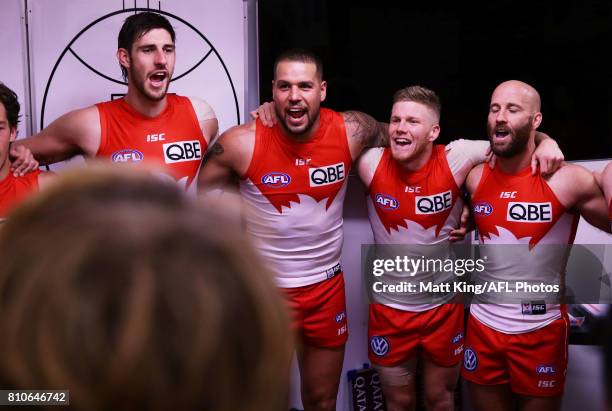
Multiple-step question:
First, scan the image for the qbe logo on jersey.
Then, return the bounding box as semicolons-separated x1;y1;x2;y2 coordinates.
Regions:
507;202;552;223
309;162;345;187
163;140;202;164
415;190;452;214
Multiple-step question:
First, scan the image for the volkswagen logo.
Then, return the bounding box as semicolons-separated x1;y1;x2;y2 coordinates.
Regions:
370;336;390;357
463;347;478;371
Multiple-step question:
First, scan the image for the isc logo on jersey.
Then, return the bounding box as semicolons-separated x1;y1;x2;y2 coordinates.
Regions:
375;194;399;210
506;202;552;223
473;201;493;216
309;162;345;187
262;172;291;188
163;140;202;164
111;149;143;162
415;190;452;214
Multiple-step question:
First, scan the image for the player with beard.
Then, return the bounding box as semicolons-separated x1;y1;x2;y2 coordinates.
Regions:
463;80;611;411
10;12;217;191
356;85;562;411
0;83;53;220
198;49;387;411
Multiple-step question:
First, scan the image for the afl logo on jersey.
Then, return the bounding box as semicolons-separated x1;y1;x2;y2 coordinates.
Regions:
375;194;400;210
415;190;452;214
506;202;552;223
262;172;291;188
309;162;346;187
473;201;494;216
111;149;143;162
163;140;202;164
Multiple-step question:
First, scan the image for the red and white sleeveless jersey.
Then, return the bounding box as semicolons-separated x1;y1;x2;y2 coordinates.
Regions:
240;108;352;288
96;94;207;192
367;145;463;311
470;165;579;333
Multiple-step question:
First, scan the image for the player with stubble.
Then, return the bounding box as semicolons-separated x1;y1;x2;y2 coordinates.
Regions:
198;49;387;411
10;12;217;191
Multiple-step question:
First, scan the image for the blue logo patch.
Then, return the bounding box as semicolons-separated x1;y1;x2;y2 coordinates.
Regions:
335;311;346;324
463;347;478;371
536;364;557;375
451;331;464;344
473;202;493;216
261;172;291;188
370;336;390;357
111;149;144;162
375;193;400;210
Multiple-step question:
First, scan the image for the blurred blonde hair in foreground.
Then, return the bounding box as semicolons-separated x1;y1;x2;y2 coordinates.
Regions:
0;165;292;411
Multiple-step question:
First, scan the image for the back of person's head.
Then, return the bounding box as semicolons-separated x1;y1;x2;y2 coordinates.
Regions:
0;166;292;411
0;82;20;130
117;12;176;80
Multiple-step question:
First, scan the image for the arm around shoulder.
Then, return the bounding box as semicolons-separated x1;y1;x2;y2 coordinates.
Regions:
198;122;255;194
342;111;388;160
17;106;101;164
356;147;384;189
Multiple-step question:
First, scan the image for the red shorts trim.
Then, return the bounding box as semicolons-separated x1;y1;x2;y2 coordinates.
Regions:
462;314;569;397
368;304;465;367
281;273;348;348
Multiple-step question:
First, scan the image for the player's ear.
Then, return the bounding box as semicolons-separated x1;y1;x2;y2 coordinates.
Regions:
429;124;440;142
9;127;16;142
532;112;542;129
320;81;327;102
117;48;130;70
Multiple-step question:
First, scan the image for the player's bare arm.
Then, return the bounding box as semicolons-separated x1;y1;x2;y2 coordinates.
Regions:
548;163;611;233
197;122;255;193
532;131;563;175
342;110;388;160
13;106;101;165
598;162;612;205
188;96;219;144
355;147;384;189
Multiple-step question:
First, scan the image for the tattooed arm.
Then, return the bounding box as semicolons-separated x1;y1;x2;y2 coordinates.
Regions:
342;110;388;161
197;122;255;195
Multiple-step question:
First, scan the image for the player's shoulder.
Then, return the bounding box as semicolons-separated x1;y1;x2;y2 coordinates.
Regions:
549;162;592;183
217;122;255;151
547;162;598;198
465;162;486;194
186;96;217;119
360;147;385;164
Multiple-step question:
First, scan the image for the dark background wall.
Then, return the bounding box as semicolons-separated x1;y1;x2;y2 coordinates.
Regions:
258;0;612;160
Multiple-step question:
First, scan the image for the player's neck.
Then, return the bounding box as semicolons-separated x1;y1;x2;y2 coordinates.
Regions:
124;88;168;118
281;116;321;143
496;139;536;174
0;157;10;181
398;144;433;172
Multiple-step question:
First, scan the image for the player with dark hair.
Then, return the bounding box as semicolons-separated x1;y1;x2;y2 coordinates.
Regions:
199;48;387;411
0;82;52;219
10;11;217;192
